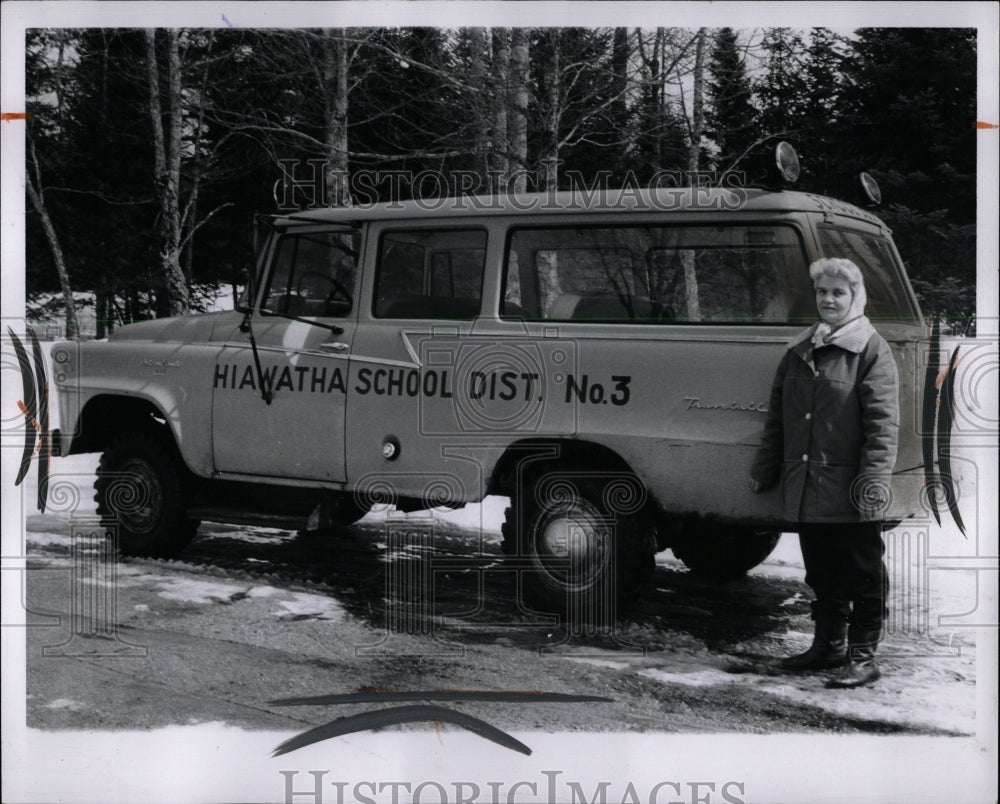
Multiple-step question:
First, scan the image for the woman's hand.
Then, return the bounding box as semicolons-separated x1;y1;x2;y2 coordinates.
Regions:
748;478;765;494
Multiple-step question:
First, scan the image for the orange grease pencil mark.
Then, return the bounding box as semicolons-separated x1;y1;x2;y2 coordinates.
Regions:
1;112;30;122
934;350;964;389
17;400;41;435
17;400;42;455
976;121;999;129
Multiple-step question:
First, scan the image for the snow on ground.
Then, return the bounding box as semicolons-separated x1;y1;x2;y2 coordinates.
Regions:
42;698;87;712
274;590;347;622
26;545;350;624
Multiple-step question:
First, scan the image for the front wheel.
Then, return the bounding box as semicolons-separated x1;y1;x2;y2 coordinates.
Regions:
671;525;780;582
501;467;655;616
95;430;198;557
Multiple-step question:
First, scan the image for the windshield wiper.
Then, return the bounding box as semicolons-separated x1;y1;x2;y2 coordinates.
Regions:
262;311;344;335
239;311;272;405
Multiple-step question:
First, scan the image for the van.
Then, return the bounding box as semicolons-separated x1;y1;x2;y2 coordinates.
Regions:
50;148;938;613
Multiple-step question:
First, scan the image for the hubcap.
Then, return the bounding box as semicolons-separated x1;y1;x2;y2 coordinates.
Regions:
534;503;609;588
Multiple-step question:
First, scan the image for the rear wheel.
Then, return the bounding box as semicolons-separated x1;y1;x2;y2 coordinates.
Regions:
671;525;780;582
501;466;655;616
95;430;198;557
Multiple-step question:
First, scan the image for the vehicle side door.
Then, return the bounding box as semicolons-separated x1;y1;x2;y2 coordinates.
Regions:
211;225;361;482
344;225;490;499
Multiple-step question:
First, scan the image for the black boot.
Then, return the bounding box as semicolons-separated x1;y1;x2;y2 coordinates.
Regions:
826;627;881;688
781;617;848;671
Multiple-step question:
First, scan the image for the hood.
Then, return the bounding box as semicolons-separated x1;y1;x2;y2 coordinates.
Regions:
108;310;241;343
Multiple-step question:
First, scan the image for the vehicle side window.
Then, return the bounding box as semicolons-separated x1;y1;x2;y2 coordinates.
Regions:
817;228;920;322
262;230;359;318
375;230;486;319
502;225;811;324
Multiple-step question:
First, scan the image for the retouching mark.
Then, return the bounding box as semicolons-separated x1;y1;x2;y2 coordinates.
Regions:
268;689;614;756
29;327;51;512
9;328;38;486
271;704;533;757
268;689;614;706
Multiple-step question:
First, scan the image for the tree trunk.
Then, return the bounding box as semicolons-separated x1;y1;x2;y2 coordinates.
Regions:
490;29;511;185
538;30;561;192
610;27;630;179
95;289;107;339
146;28;190;317
509;28;530;194
323;29;351;207
24;156;79;339
682;28;706;321
467;28;491;181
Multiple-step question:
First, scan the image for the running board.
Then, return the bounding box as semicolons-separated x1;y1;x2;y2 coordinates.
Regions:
186;506;311;531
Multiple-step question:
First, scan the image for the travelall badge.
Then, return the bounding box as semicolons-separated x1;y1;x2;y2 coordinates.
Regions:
683;397;768;413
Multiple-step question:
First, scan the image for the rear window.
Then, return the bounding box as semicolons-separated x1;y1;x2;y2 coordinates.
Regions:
502;225;814;324
817;228;921;323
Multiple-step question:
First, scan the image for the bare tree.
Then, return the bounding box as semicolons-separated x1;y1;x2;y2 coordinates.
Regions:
26;137;80;339
508;28;530;193
538;30;561;192
466;27;491;178
25;30;80;338
490;29;511;182
682;28;706;321
146;28;190;316
323;29;351;206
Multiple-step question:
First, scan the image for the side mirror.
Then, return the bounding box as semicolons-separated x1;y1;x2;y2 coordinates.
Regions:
234;272;251;314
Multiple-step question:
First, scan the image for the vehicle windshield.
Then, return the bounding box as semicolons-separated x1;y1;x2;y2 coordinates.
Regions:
503;224;815;324
817;227;922;323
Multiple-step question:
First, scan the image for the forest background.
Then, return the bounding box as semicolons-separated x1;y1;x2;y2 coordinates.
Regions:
23;26;977;337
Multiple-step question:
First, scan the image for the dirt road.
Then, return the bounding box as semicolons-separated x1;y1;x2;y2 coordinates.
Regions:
23;481;978;742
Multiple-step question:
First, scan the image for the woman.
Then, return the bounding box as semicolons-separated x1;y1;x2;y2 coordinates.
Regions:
749;257;899;688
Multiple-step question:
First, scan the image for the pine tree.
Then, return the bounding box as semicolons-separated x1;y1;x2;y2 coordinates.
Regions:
797;27;848;193
834;28;976;331
704;28;757;172
755;28;806;140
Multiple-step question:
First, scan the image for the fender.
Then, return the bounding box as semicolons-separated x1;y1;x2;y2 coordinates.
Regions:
54;339;220;477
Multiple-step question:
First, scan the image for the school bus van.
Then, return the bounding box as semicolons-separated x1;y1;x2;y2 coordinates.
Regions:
49;147;945;612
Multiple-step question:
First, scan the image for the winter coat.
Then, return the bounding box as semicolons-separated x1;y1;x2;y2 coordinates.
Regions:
750;316;900;523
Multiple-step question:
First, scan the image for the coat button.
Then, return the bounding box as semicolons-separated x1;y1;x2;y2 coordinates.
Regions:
802;454;809;461
805;412;812;420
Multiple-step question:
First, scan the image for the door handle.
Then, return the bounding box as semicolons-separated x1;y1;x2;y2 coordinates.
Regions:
319;341;350;353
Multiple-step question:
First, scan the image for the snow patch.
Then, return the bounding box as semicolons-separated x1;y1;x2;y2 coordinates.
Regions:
640;667;738;687
245;585;279;598
25;531;74;547
275;591;346;622
562;657;632;670
44;698;87;711
363;496;508;533
154;578;246;604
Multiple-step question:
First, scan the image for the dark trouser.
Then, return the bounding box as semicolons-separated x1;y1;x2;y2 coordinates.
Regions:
797;522;888;630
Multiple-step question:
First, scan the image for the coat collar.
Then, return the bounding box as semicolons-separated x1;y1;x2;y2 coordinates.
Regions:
788;316;875;362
